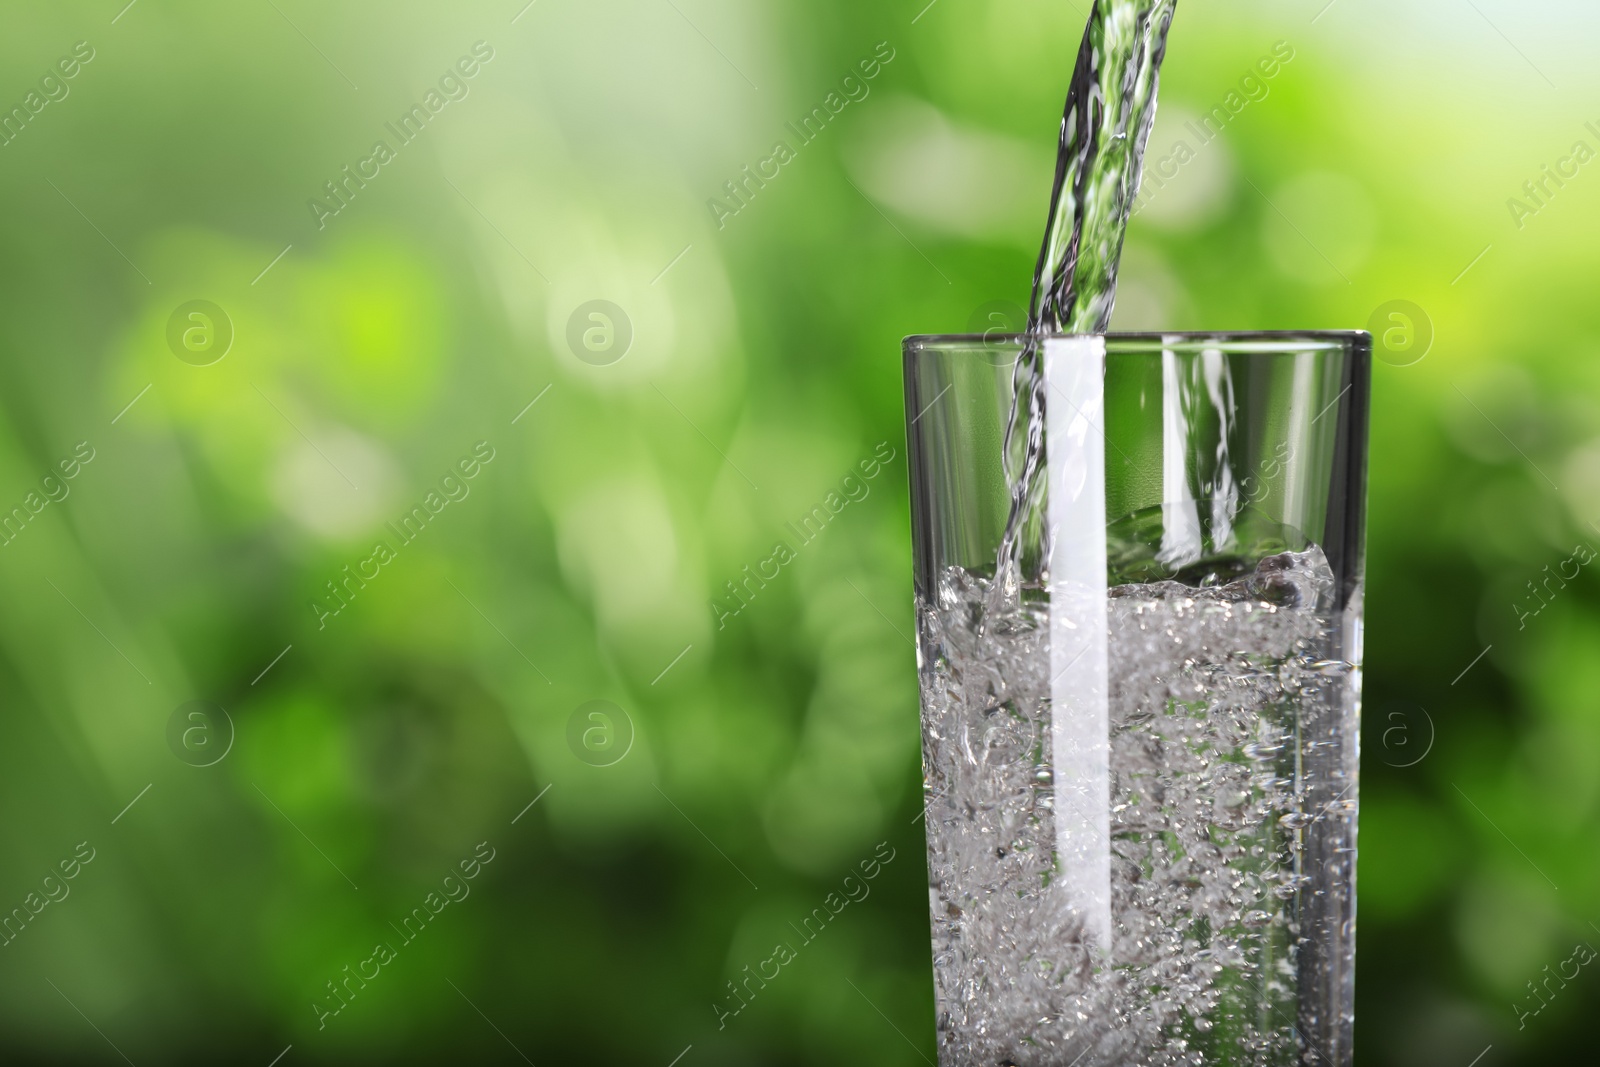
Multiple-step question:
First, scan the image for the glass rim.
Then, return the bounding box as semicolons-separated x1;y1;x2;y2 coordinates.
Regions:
905;329;1370;349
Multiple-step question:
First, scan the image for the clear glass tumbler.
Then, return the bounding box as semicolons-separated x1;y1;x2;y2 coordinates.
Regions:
904;332;1370;1067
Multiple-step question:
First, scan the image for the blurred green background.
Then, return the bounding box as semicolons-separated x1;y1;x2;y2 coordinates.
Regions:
1;0;1596;1063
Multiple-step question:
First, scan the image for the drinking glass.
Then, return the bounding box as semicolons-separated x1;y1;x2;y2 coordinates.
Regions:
904;332;1370;1066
